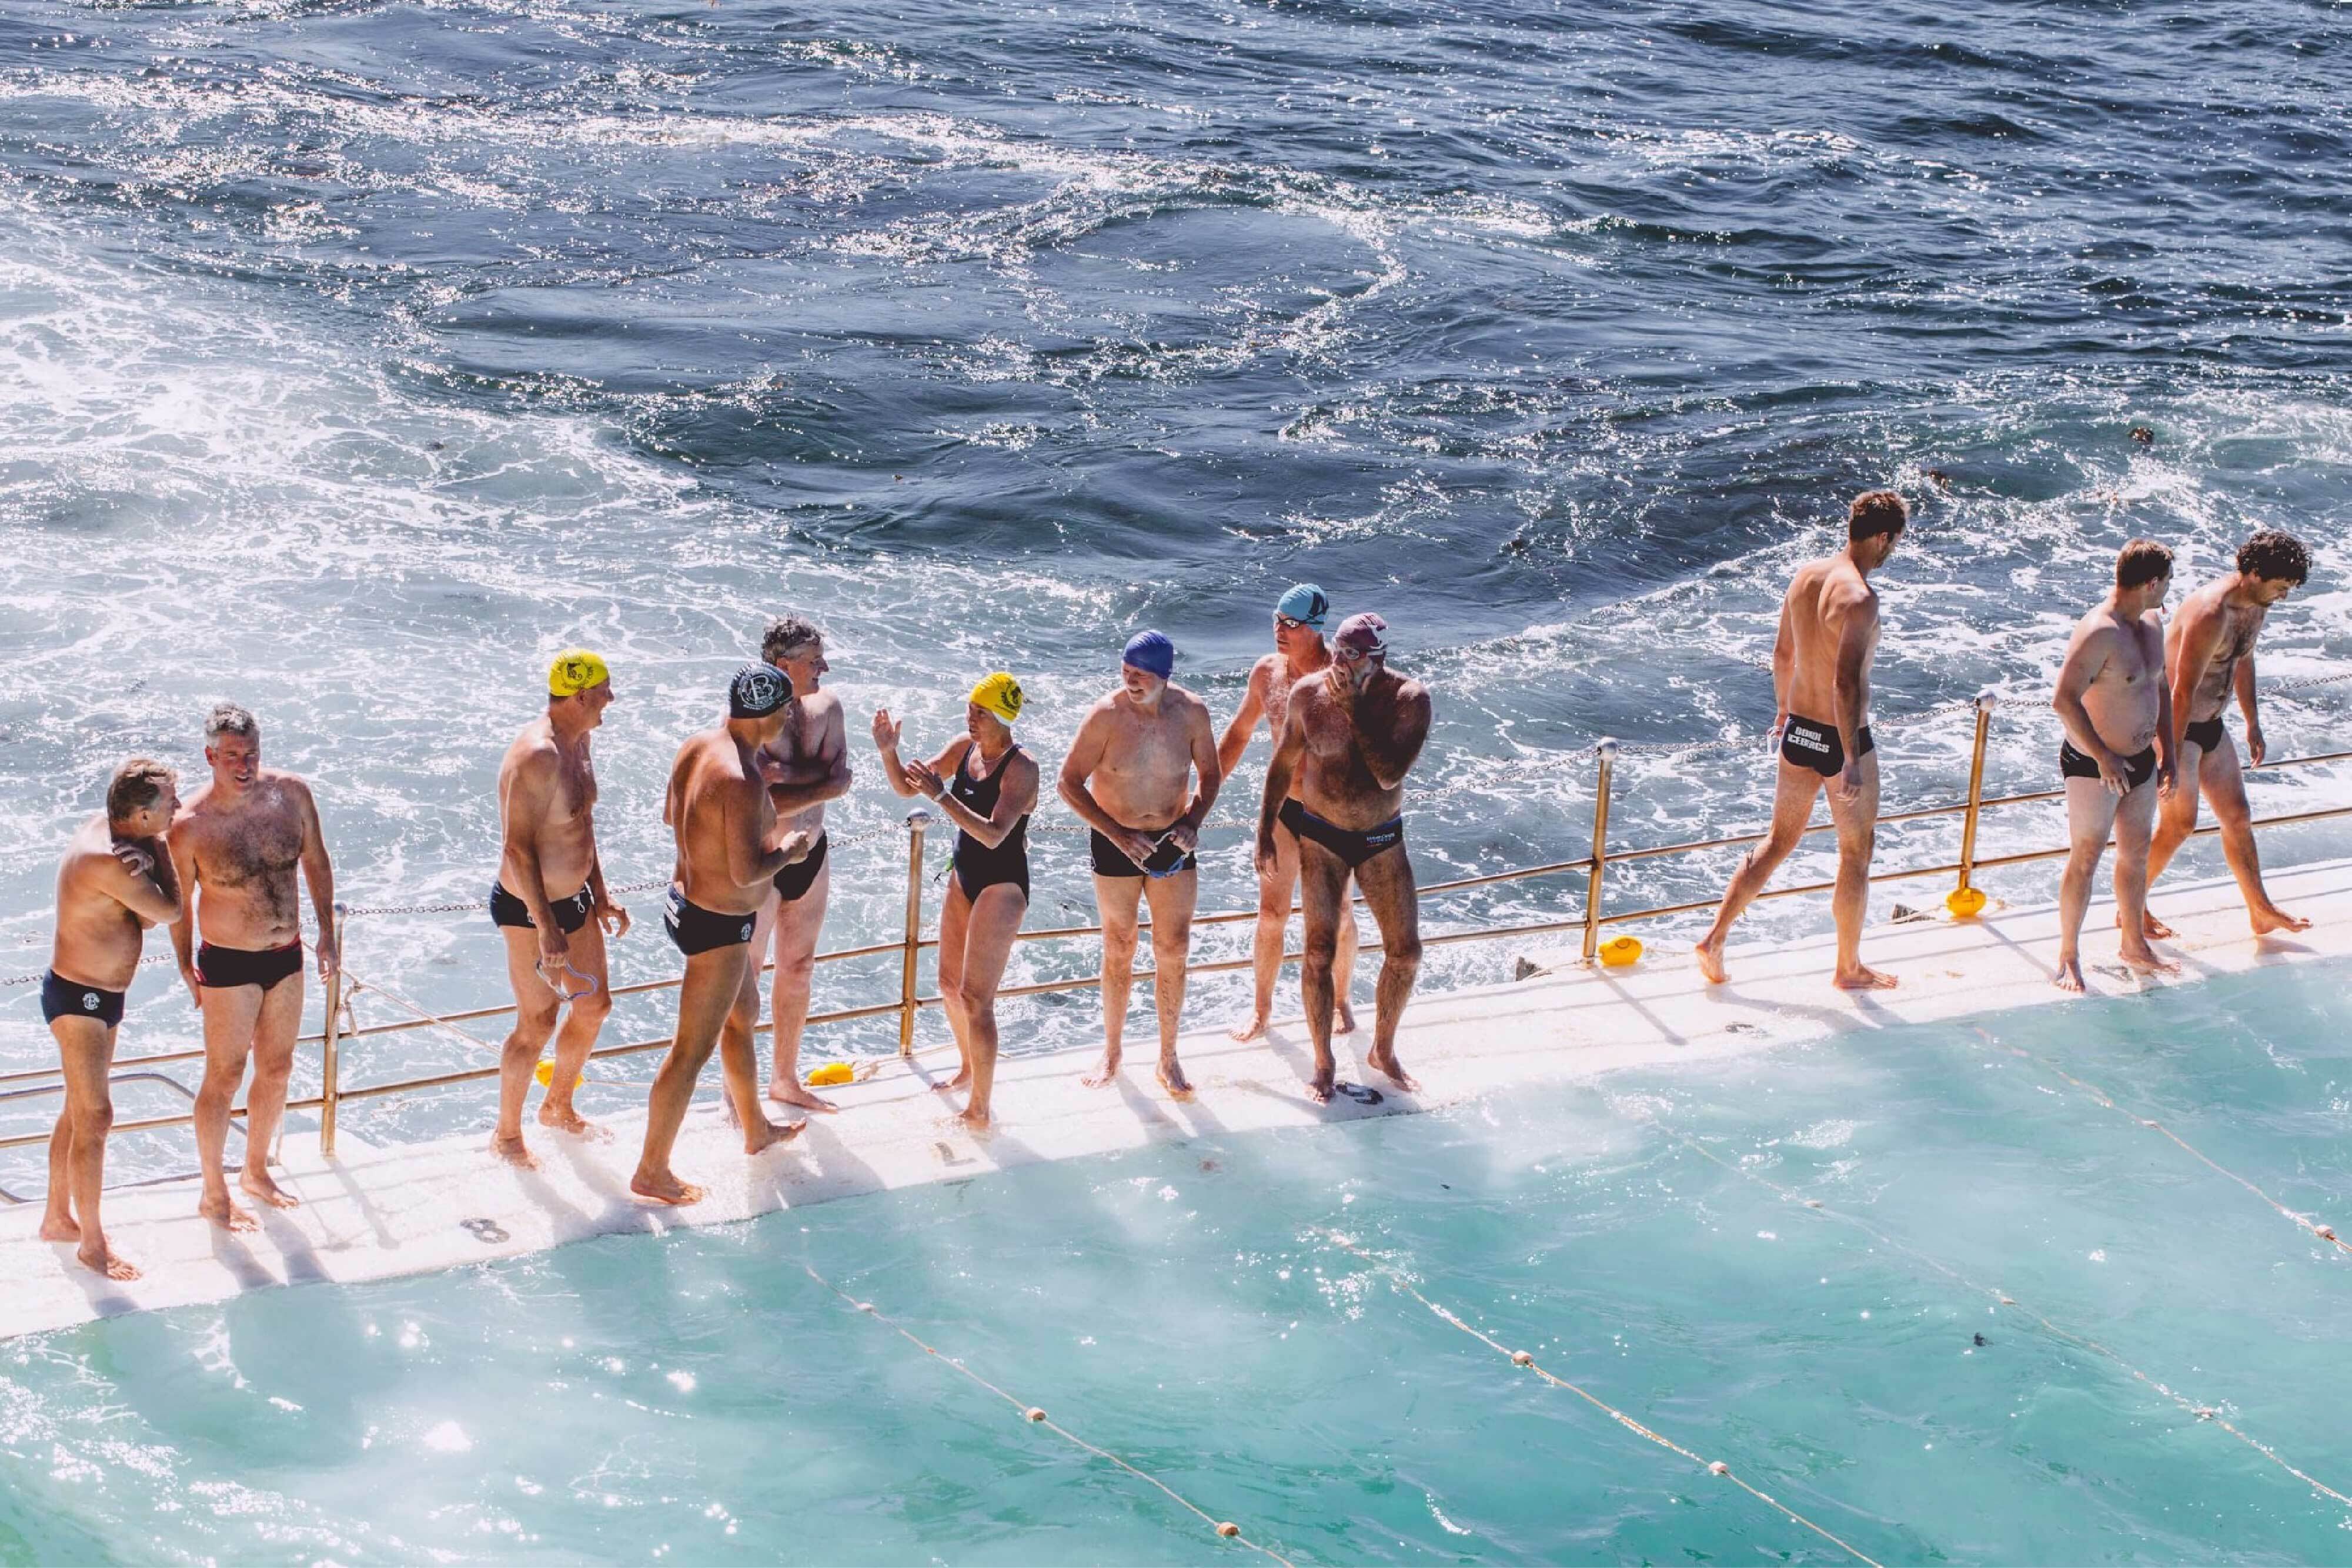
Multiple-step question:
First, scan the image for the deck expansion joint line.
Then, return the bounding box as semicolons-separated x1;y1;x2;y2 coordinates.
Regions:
1322;1229;1886;1567
801;1259;1295;1566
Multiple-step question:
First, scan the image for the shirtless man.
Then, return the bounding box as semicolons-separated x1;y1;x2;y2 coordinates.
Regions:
39;759;182;1279
1257;612;1432;1103
2050;541;2181;992
749;617;852;1114
1217;583;1358;1042
488;650;629;1168
631;666;813;1206
2144;529;2314;937
1059;630;1223;1099
1695;490;1907;991
169;704;336;1231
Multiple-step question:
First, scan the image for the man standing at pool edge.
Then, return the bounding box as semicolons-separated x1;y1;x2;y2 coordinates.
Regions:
2050;540;2180;991
1259;611;1431;1103
751;616;853;1114
2143;530;2314;938
632;666;813;1206
488;649;627;1168
171;703;338;1230
1694;490;1906;991
1060;629;1222;1099
40;758;182;1280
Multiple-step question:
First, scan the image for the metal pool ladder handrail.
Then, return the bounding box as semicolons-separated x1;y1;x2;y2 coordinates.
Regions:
2;690;2348;1169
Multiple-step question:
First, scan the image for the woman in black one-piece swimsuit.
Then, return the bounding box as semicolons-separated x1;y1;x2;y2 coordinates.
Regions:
871;675;1037;1131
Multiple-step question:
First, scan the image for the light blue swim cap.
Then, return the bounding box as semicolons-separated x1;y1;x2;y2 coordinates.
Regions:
1274;583;1329;629
1122;629;1175;680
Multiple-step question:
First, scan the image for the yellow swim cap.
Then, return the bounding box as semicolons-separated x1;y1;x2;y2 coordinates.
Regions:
548;648;610;697
969;671;1024;724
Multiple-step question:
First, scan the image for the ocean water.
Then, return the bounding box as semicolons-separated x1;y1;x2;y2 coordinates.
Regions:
4;959;2350;1563
3;6;2352;1139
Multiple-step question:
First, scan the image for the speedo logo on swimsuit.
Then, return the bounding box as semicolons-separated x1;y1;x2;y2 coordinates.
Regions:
81;992;99;1011
1785;727;1830;753
739;920;753;940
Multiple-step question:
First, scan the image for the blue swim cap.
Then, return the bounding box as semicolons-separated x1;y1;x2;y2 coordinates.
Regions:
1122;629;1175;680
1275;583;1329;629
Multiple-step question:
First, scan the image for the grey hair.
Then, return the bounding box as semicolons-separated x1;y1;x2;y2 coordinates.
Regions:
761;615;823;664
204;703;259;743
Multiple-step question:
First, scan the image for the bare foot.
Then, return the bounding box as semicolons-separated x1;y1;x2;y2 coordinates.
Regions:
200;1192;259;1232
766;1081;840;1114
2252;905;2312;936
38;1212;81;1243
2053;957;2087;994
1695;939;1728;985
630;1169;705;1206
1306;1069;1335;1105
240;1169;302;1210
742;1116;807;1156
1156;1061;1195;1101
955;1105;993;1134
76;1241;139;1281
1832;965;1899;991
537;1103;609;1141
491;1132;540;1169
1367;1049;1419;1093
1228;1014;1269;1043
2119;942;2180;978
2132;909;2177;941
1082;1052;1122;1089
1334;1001;1358;1035
932;1065;973;1094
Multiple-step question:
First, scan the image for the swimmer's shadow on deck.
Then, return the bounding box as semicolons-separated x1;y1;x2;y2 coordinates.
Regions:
1231;1023;1421;1119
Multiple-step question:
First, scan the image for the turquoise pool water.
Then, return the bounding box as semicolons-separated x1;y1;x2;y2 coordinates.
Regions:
5;961;2350;1565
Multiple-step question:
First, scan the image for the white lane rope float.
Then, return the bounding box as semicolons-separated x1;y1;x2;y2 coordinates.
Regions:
1321;1228;1886;1567
1659;1124;2352;1513
1970;1025;2350;1260
799;1259;1296;1566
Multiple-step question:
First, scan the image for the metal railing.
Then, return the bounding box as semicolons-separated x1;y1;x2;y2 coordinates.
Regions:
4;691;2349;1172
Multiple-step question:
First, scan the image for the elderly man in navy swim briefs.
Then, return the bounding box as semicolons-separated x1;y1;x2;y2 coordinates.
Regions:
1258;612;1432;1104
1059;630;1223;1100
631;666;815;1207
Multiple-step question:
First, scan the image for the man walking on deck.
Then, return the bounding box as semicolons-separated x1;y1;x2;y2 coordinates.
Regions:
632;666;813;1206
40;759;182;1279
1258;611;1432;1103
488;650;629;1168
170;704;338;1230
750;617;853;1114
1218;584;1359;1043
2050;541;2180;991
2144;530;2314;937
1694;490;1907;991
1060;630;1222;1099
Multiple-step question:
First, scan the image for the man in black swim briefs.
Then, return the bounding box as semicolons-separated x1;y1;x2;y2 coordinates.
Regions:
168;704;338;1232
39;758;183;1281
1695;490;1906;992
1258;611;1432;1104
1058;630;1224;1101
630;665;813;1208
2144;529;2314;939
487;650;628;1166
748;616;854;1115
2050;540;2181;992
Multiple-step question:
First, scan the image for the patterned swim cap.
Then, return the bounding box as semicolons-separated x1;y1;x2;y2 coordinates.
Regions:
548;648;610;697
969;671;1024;724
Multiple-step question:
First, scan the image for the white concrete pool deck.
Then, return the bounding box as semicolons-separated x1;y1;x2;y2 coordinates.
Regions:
5;857;2348;1339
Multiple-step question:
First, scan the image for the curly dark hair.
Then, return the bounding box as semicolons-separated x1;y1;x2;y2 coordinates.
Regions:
760;616;823;665
2236;530;2310;587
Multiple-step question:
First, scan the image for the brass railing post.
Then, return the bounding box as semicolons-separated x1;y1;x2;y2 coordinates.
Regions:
1955;691;1996;901
1581;740;1618;964
320;900;346;1159
898;810;931;1055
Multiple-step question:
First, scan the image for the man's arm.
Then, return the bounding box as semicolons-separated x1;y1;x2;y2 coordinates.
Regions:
499;750;569;954
166;824;200;1005
2150;616;2178;791
1165;700;1226;852
1258;694;1309;865
1345;680;1431;792
1829;586;1877;760
765;705;855;815
1770;591;1797;728
103;846;181;928
724;778;796;890
2235;640;2265;766
2051;620;2129;793
293;779;338;975
1217;662;1270;781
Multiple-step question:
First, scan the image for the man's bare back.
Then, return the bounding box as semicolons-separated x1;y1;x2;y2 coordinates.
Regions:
668;732;803;917
1780;554;1880;742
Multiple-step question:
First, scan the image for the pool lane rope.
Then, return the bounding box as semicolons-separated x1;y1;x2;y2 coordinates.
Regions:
1662;1127;2352;1513
1321;1229;1886;1568
799;1261;1295;1566
1972;1025;2351;1259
